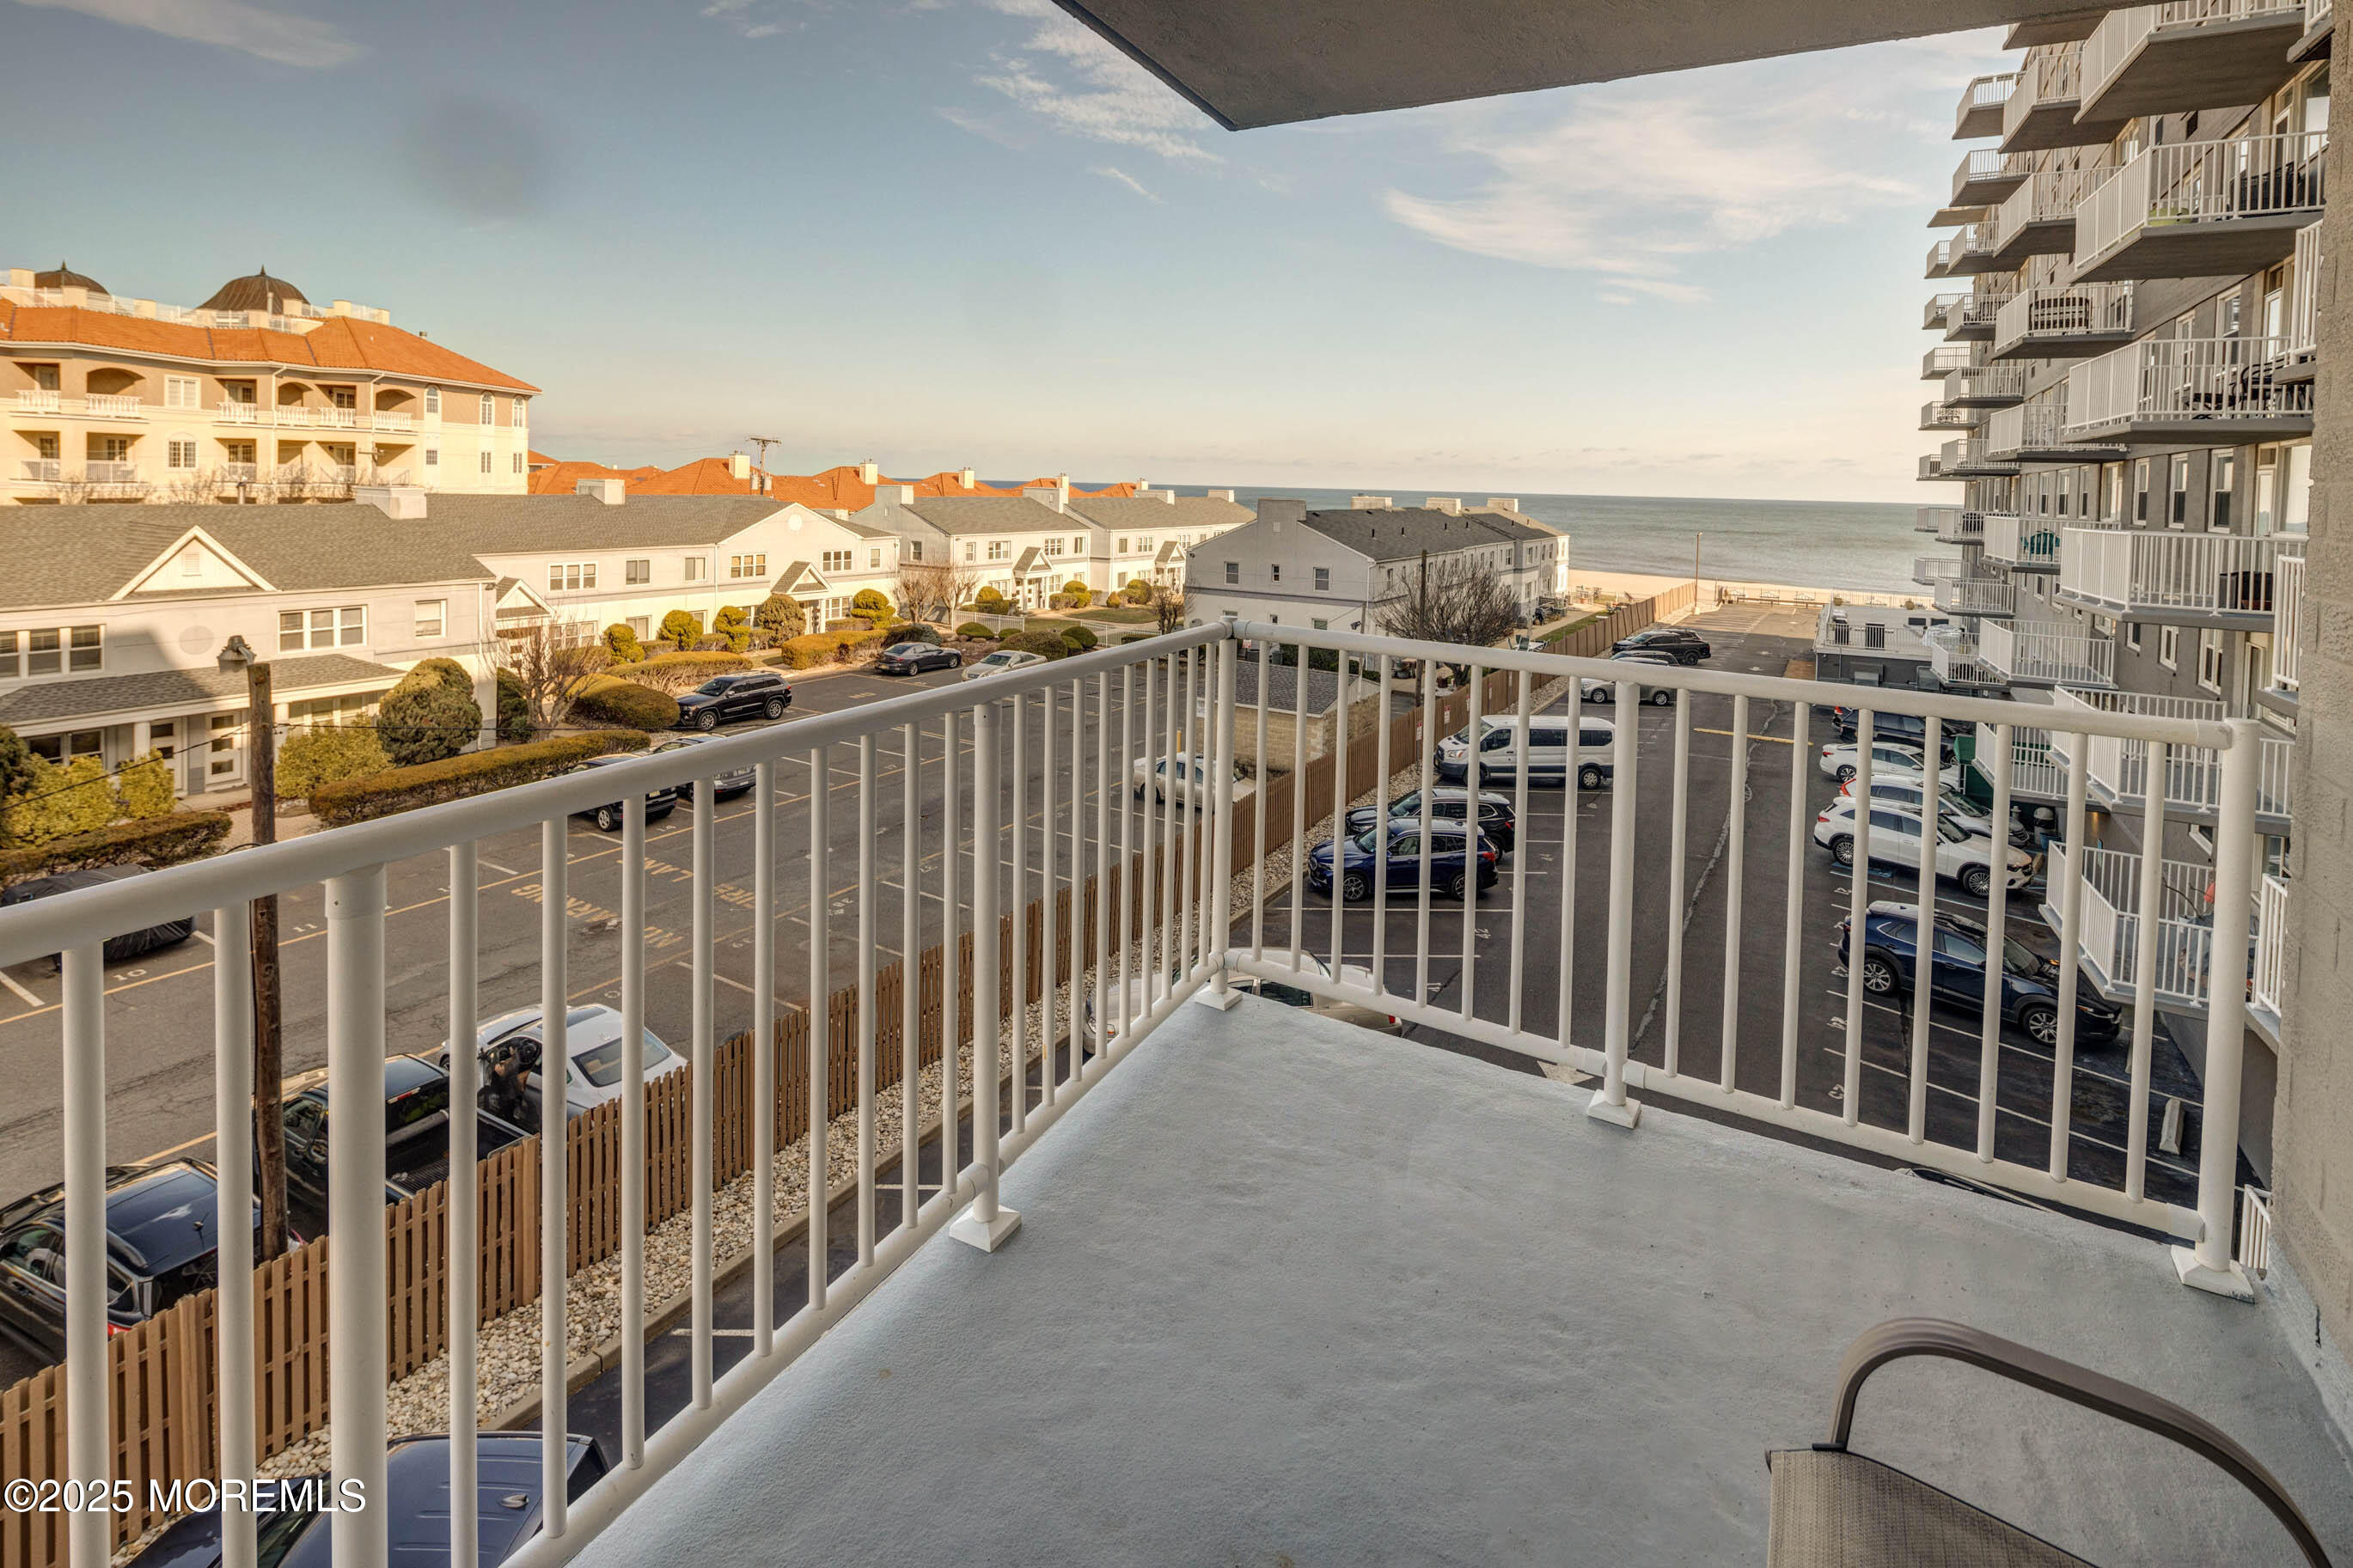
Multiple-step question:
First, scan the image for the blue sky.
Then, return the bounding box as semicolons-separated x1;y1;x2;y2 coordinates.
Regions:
8;0;2007;502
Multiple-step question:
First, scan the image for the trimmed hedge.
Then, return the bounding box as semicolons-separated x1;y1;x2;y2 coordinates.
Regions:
955;622;999;640
999;630;1073;662
1060;623;1099;650
278;724;391;800
571;676;681;730
609;650;749;686
885;623;941;646
774;627;893;669
310;731;649;827
0;810;232;888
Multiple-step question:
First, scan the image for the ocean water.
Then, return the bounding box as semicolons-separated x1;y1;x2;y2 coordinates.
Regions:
1213;488;1920;597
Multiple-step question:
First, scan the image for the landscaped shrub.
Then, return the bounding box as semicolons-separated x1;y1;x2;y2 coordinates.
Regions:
885;623;940;646
603;623;645;663
1120;633;1151;644
571;676;681;731
956;622;998;640
6;756;119;845
974;587;1008;613
1061;578;1090;603
378;658;480;766
496;669;533;743
113;751;177;819
755;594;804;642
850;589;893;625
310;730;649;827
1060;623;1099;651
999;630;1072;662
0;724;31;844
613;650;750;692
0;811;233;888
276;725;390;800
659;609;703;650
1123;579;1152;605
712;605;752;653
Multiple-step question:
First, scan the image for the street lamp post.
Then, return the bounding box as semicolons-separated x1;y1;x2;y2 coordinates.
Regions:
218;637;285;1257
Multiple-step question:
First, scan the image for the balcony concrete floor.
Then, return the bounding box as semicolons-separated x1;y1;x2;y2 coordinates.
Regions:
573;999;2353;1567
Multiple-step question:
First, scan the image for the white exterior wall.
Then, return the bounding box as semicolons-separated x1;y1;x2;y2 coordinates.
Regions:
1183;522;1378;632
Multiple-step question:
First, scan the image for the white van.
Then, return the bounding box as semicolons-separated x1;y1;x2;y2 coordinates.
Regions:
1434;714;1616;790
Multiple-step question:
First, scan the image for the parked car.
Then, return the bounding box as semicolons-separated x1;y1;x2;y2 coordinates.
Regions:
561;753;681;834
1580;650;1681;705
1131;753;1256;808
0;1161;267;1363
1305;821;1500;901
1435;714;1616;790
674;669;791;729
437;1004;686;1131
649;734;755;800
1343;786;1517;853
1817;736;1934;784
0;866;197;971
1812;798;2038;897
272;1054;529;1236
1088;949;1402;1038
1826;706;1961;761
876;641;963;676
130;1432;609;1568
1611;625;1710;663
962;648;1050;681
1840;774;2033;846
1838;900;2121;1047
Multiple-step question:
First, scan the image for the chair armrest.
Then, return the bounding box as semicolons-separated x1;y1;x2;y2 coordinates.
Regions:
1825;1318;2333;1568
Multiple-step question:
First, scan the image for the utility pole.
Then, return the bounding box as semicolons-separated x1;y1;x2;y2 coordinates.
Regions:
747;435;783;495
228;644;287;1258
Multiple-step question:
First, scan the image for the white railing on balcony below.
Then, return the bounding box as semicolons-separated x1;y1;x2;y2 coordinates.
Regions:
2082;0;2309;113
1983;509;2064;568
2049;686;2294;819
1923;344;1983;377
2273;553;2305;692
1959;70;2019;131
1975;719;2067;796
2075;131;2328;265
372;409;415;432
2065;335;2312;435
216;400;264;424
1918;454;1947;480
2289;219;2322;357
18;459;62;482
1921;400;1977;431
1947;291;2012;336
218;462;259;484
1979;619;2115;685
1945;363;2028;404
2049;839;2221;1009
2004;42;2087;139
83;461;142;483
1914;554;1963;584
1925;290;1967;328
1935;509;1986;544
81;393;145;418
1993;283;2134;353
1916;505;1958;534
2252;874;2290;1020
1939;436;2017;476
14;388;63;414
1991;161;2110;250
1933;574;2017;616
2058;526;2298;619
1953;147;2032;202
1924;625;2002;686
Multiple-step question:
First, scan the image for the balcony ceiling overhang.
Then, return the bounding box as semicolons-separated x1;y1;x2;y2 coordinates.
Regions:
1048;0;2121;130
2053;585;2291;632
2071;211;2317;282
1953;169;2030;207
1987;217;2078;271
1990;324;2136;361
2077;15;2306;124
2000;100;2130;154
1930;203;1990;228
2004;9;2106;47
2066;413;2315;445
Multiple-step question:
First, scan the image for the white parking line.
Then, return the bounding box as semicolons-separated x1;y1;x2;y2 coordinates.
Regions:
0;970;43;1008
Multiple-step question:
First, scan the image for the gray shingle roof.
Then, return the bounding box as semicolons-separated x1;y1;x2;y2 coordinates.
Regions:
1067;495;1252;531
1233;658;1346;716
904;496;1074;535
419;493;788;552
1298;507;1531;564
0;652;402;727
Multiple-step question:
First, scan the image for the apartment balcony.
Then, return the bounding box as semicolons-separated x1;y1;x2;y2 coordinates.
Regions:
1917;452;1949;481
2001;43;2128;153
1925;223;2002;279
1987;162;2110;267
216;400;266;424
217;462;259;485
372;409;415;432
83;460;141;483
2283;219;2323;378
1952;146;2034;208
1913;553;1963;586
2072;131;2326;281
1942;290;2012;341
2269;552;2305;705
10;390;147;420
1922;290;1967;329
1990;282;2136;359
1919;400;1980;432
2290;0;2334;58
2007;9;2111;46
1939;436;2020;478
2063;334;2313;443
1982;509;2065;571
2044;840;2226;1011
1934;508;1986;546
2078;1;2307;125
2057;526;2300;628
13;388;61;415
1985;394;2127;466
17;459;62;482
1922;343;1983;379
2048;686;2295;827
1978;619;2116;687
1942;362;2028;408
2251;874;2290;1040
1915;504;1959;534
1922;623;2005;688
1953;70;2017;137
1971;718;2069;800
1932;571;2018;617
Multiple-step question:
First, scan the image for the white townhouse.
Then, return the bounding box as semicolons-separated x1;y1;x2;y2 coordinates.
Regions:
857;482;1250;607
1183;497;1570;634
1066;491;1251;593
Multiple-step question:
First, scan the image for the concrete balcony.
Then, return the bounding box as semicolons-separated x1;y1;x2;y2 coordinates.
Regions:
2072;132;2327;281
1923;290;1968;329
1920;400;1980;433
2290;0;2333;58
2057;526;2300;628
1926;223;2000;278
2006;9;2111;46
1943;363;2029;408
1939;436;2020;479
1978;619;2116;687
1942;290;2012;341
1918;453;1949;481
2079;1;2306;125
2063;335;2313;443
2048;686;2295;828
1923;623;2005;687
1922;343;1983;379
1934;508;1986;546
1932;572;2017;617
1988;162;2111;267
1954;70;2017;137
1986;394;2126;465
1915;505;1958;534
11;390;147;419
13;388;61;414
2044;839;2224;1011
1953;146;2034;207
1983;509;2065;571
1914;553;1963;585
2002;43;2128;153
1990;282;2136;360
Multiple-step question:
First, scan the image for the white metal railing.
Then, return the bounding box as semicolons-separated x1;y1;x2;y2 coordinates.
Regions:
2238;1184;2275;1276
2049;839;2222;1009
1923;344;1982;376
18;459;62;482
1959;71;2020;133
220;462;259;484
2004;43;2085;140
1919;454;1947;480
1922;400;1977;431
2289;220;2322;357
1991;162;2110;253
1980;619;2116;685
1925;290;1967;328
15;388;63;413
1915;553;1964;584
2075;131;2328;265
82;393;145;418
2065;334;2313;434
0;622;2273;1568
2311;0;2334;27
1937;509;1986;544
1945;363;2028;404
1983;511;2066;569
1994;283;2134;354
2058;526;2299;617
1916;506;1958;534
1953;147;2032;203
83;460;141;483
1975;719;2067;796
2252;874;2290;1018
1924;625;2000;685
1949;290;2012;335
2083;0;2309;112
1934;574;2016;616
1984;406;2029;458
2273;553;2305;691
2049;685;2295;817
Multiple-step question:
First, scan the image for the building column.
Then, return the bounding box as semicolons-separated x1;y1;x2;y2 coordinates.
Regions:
2273;12;2353;1354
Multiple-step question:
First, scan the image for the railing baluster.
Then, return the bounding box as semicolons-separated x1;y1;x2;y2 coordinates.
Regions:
328;863;392;1565
1844;711;1873;1126
1290;643;1309;970
2050;735;2089;1181
810;746;832;1303
1094;670;1113;1050
1178;653;1197;983
1910;717;1940;1144
1556;683;1580;1050
1665;697;1691;1077
1978;728;2014;1164
214;906;258;1568
1373;654;1394;993
2124;739;2167;1203
1458;662;1477;1020
1782;703;1808;1109
1506;669;1531;1034
1211;639;1238;997
754;764;777;1352
942;711;961;1193
1250;643;1268;965
2183;718;2262;1290
1335;646;1355;989
950;698;1018;1250
1720;692;1748;1095
60;942;107;1568
858;735;878;1256
1043;690;1063;1100
1139;656;1158;1007
900;721;920;1225
1160;662;1179;992
1590;681;1640;1126
620;800;647;1460
1416;662;1437;1005
1120;667;1138;1034
1010;704;1029;1133
690;778;715;1402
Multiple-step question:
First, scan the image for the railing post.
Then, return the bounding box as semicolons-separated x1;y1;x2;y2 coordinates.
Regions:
60;943;107;1568
214;906;258;1568
326;864;390;1568
1587;683;1641;1128
1197;631;1243;1009
950;699;1021;1251
2173;717;2261;1301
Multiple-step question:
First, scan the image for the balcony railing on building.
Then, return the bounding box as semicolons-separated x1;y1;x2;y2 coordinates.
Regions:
2286;219;2323;367
1942;290;2011;340
2079;1;2307;125
1917;453;1948;481
1989;162;2111;266
1915;505;1960;534
1972;718;2068;798
1923;290;1967;329
2002;42;2126;152
2270;552;2306;700
1925;223;2000;279
2048;686;2295;826
1991;282;2136;359
1978;618;2115;686
83;461;141;483
1934;509;1986;545
1931;571;2016;617
2057;526;2299;626
2293;0;2333;55
2045;840;2222;1010
1953;146;2034;206
2062;334;2313;442
1956;70;2018;137
1913;553;1964;585
17;459;62;483
1923;624;2004;686
2251;874;2291;1037
1920;400;1979;432
1922;343;1984;379
1944;363;2028;407
1940;436;2020;478
2073;131;2327;281
12;389;147;419
1982;509;2065;570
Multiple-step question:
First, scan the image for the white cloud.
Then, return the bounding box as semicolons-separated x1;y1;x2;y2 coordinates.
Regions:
1091;165;1162;203
699;0;804;40
974;0;1221;163
15;0;358;66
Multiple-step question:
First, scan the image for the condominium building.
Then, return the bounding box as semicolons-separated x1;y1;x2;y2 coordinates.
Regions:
855;481;1249;606
1917;7;2328;1177
2;264;536;505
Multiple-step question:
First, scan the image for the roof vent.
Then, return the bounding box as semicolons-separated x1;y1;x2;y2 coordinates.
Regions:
577;478;626;505
355;484;427;520
1485;497;1520;512
1425;497;1462;515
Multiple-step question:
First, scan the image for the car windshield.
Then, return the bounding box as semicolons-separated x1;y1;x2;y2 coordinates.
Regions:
694;678;733;695
1351;828;1382;853
1934;816;1971;844
2001;937;2044;978
574;1031;675;1089
1943;787;1988;816
889;644;925;656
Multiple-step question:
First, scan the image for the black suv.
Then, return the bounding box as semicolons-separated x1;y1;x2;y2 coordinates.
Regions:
675;669;791;729
0;1161;263;1362
562;753;681;833
1610;626;1710;663
272;1054;529;1238
1343;787;1518;853
1837;900;2120;1047
1827;707;1963;763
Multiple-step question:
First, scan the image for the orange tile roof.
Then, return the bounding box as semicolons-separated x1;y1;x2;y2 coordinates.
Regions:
520;454;1144;508
527;459;663;496
0;302;539;392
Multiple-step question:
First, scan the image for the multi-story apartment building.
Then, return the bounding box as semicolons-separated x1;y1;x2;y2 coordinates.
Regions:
1918;8;2328;1178
2;264;535;505
1183;496;1569;632
854;481;1249;607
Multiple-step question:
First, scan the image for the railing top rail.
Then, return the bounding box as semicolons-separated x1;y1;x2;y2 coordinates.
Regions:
0;621;1233;968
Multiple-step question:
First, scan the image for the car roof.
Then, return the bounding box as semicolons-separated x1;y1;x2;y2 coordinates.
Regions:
101;1162;224;1275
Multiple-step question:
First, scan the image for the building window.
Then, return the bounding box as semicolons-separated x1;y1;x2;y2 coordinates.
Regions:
163;375;199;410
1115;537;1128;554
987;540;1007;561
279;606;364;651
479;450;493;475
2169;455;2190;527
28;729;104;764
425;387;441;415
425;448;440;469
1315;567;1331;591
328;386;357;410
729;553;769;580
547;563;596;591
821;550;852;573
1136;534;1152;551
626;558;651;585
626;616;650;638
209;712;241;778
512;396;526;425
287;692;381;727
2159;625;2179;669
870;547;883;569
1043;538;1064;558
511;451;524;474
2197;629;2226;692
167;438;198;470
685;557;706;582
16;626;103;677
2209;450;2234;532
479;394;496;424
1225;561;1239;585
0;631;18;679
963;542;976;563
2133;459;2149;522
909;540;924;563
1270;564;1281;583
1311;618;1329;631
414;599;446;638
2127;622;2143;651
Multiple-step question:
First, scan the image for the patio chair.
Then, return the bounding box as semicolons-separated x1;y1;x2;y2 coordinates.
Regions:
1766;1318;2333;1566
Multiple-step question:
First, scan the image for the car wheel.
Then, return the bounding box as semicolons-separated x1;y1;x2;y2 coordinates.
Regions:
1578;764;1605;790
1829;834;1855;867
1860;953;1899;995
594;806;621;833
1341;872;1371;900
1649;688;1673;706
696;709;718;731
763;697;785;719
1440;869;1468;900
1959;864;1992;899
2019;1003;2059;1046
1835;765;1857;784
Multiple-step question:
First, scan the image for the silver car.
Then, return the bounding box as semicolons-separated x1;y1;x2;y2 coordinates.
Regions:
650;734;756;801
434;1004;685;1129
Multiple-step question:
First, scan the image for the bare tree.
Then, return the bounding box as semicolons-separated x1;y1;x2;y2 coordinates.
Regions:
899;558;981;625
1378;551;1522;666
1151;581;1186;637
506;618;612;729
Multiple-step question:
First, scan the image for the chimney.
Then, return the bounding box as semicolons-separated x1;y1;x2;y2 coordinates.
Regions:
960;467;975;488
1205;489;1234;503
1155;488;1176;505
1485;497;1520;513
355;483;427;520
1023;485;1066;515
577;477;626;505
883;484;915;504
1349;495;1392;509
729;452;750;481
1256;497;1307;531
860;459;880;485
1425;497;1462;515
1055;472;1069;491
1134;478;1148;491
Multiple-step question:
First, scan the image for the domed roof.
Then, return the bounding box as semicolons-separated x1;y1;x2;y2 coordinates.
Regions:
200;269;309;313
34;261;106;294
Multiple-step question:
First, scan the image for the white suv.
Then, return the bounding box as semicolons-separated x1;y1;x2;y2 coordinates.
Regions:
1435;714;1616;790
1812;798;2037;897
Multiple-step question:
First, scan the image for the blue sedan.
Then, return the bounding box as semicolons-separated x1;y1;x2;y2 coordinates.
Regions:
1837;900;2120;1047
1305;822;1500;901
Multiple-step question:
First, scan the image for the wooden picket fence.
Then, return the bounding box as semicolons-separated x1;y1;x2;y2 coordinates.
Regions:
0;589;1692;1567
